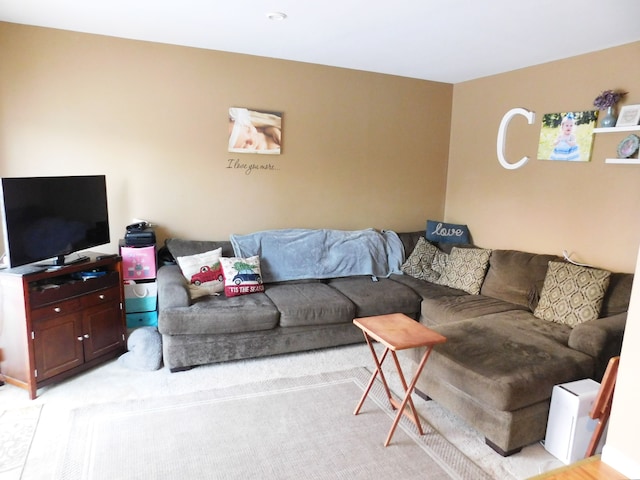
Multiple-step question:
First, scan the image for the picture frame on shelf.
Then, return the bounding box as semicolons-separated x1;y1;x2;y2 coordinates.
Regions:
615;104;640;128
617;134;639;159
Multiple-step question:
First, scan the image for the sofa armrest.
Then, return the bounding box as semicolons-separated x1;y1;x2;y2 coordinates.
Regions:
157;265;190;309
568;312;627;381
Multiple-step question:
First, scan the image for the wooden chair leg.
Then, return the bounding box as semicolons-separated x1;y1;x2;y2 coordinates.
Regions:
585;356;619;458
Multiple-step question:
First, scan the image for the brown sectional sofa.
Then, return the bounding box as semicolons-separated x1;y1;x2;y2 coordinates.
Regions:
157;231;632;456
393;234;632;455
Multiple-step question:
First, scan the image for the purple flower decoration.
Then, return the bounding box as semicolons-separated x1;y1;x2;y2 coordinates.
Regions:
593;90;627;110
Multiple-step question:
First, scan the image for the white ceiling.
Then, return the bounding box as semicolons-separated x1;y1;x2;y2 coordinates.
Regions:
1;0;639;83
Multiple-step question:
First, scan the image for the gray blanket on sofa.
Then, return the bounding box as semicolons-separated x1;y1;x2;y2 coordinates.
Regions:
230;228;404;283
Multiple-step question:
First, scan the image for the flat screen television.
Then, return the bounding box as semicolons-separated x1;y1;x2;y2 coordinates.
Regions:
0;175;110;268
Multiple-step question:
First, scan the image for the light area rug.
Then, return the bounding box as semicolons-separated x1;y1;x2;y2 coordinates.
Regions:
1;343;563;479
53;368;490;480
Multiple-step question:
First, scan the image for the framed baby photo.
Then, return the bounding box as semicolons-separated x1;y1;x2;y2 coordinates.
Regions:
615;105;640;127
537;110;598;162
228;107;282;155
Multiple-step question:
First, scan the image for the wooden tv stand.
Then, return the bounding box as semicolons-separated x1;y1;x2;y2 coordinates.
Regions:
0;254;127;399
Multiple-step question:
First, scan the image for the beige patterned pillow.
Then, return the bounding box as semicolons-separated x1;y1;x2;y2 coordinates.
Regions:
431;250;449;275
401;237;440;282
534;261;611;328
436;247;491;295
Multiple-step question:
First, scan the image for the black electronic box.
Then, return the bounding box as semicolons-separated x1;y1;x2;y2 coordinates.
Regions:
124;226;156;246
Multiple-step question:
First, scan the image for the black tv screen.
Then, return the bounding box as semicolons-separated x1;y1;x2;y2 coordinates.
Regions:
1;175;110;268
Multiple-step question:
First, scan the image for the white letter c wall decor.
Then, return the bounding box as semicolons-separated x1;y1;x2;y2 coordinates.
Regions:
496;108;535;170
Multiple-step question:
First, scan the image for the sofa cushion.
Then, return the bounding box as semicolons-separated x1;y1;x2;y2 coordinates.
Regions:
326;277;421;318
265;282;356;327
220;256;265;297
424;313;593;411
158;292;279;335
601;272;634;317
389;273;467;299
436;247;491;295
165;238;235;259
175;248;225;299
400;236;441;282
569;312;627;381
396;231;424;259
534;261;611;328
480;250;560;309
421;294;528;326
389;274;522;326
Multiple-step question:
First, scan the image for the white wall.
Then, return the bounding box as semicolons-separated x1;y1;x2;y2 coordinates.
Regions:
602;245;640;476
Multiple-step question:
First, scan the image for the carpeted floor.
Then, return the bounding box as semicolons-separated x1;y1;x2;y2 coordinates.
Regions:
0;343;563;479
53;368;490;480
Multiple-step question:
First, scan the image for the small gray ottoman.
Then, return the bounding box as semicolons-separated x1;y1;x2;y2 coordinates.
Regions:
119;326;163;371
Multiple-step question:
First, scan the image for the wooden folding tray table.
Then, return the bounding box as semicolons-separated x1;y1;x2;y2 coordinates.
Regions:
353;313;447;446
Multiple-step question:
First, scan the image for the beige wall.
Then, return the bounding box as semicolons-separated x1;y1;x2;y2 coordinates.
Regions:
0;22;452;251
5;24;636;274
447;42;640;273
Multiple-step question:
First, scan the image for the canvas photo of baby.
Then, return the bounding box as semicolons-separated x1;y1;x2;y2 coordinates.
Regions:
537;110;598;162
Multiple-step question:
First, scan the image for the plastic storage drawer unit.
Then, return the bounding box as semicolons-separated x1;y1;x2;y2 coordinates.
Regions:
124;280;158;313
126;311;158;328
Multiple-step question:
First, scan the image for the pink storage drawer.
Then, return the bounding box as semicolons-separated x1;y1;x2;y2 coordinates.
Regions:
121;245;157;280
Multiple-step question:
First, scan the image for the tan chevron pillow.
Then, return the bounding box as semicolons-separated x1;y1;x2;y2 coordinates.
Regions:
534;261;611;328
436;247;491;295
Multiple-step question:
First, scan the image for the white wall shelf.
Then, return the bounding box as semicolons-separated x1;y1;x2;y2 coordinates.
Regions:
593;125;640;164
605;158;640;164
593;125;640;133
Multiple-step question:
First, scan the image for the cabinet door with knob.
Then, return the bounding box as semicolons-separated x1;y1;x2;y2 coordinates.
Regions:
32;303;84;381
82;287;124;361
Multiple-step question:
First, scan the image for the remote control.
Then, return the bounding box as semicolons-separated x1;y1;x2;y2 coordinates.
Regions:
96;253;118;260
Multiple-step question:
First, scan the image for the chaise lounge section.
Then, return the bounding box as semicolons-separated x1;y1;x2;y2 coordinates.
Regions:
393;239;632;455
